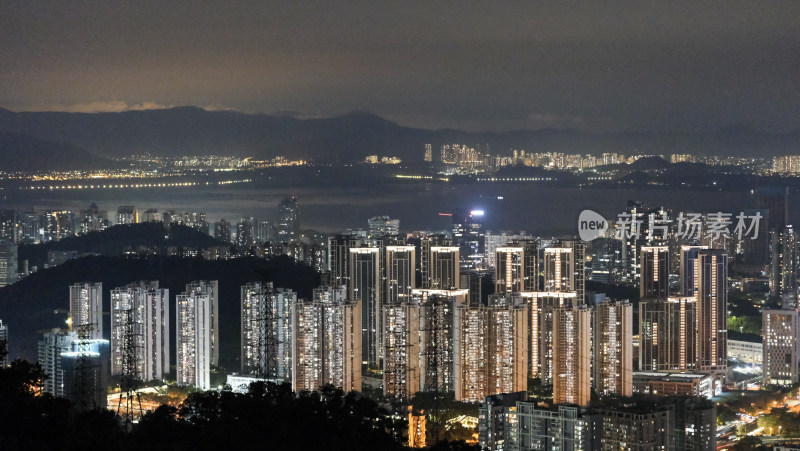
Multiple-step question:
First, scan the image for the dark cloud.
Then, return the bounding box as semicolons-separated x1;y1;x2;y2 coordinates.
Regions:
1;1;798;132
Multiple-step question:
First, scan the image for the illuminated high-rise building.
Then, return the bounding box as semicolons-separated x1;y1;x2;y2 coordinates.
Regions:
292;285;361;393
770;225;799;306
420;234;452;288
429;246;460;290
519;240;540;292
176;280;219;389
39;329;77;396
640;246;670;299
69;282;103;339
349;247;381;366
116;206;138;225
110;281;170;381
593;297;633;397
240;282;293;381
213;218;232;243
762;309;800;386
415;289;468;393
689;249;728;376
521;291;577;382
543;241;585;303
79;203;109;235
680;246;709;297
328;234;362;287
277;196;300;243
383;299;421;399
424;144;432;162
386;245;416;304
495;247;523;295
368;216;400;238
552;304;592;407
639;297;697;372
453;295;528;402
235;217;257;247
452;209;486;271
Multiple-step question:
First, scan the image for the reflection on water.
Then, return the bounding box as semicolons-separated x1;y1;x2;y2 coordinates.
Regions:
2;183;781;235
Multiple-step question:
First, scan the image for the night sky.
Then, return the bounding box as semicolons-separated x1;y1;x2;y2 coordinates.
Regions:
1;1;799;133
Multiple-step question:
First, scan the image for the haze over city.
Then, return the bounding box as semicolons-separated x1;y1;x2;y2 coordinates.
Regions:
1;2;800;450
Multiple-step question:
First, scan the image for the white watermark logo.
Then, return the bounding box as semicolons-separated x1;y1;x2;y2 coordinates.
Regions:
578;210;608;241
578;210;763;244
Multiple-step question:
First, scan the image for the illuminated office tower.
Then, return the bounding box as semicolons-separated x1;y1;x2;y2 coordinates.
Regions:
69;282;103;339
452;209;486;271
386;245;416;304
420;234;452;288
292;285;361;393
240;282;294;381
543;241;585;303
453;295;528;402
694;249;728;376
552;304;592;407
762;309;800;386
495;247;523;295
639;297;697;372
424;144;432;162
640;246;670;299
350;247;381;366
116;206;138;225
429;246;460;290
368;216;400;238
415;289;468;393
521;291;577;381
383;299;421;399
176;281;218;389
593;297;633;397
328;234;362;286
110;281;170;381
277;196;299;243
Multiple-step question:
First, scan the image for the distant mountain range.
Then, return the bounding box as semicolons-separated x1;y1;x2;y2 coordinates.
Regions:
1;106;799;163
0;131;114;171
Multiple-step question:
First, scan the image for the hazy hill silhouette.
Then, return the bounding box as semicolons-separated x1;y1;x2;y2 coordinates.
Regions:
0;131;115;171
1;107;799;162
